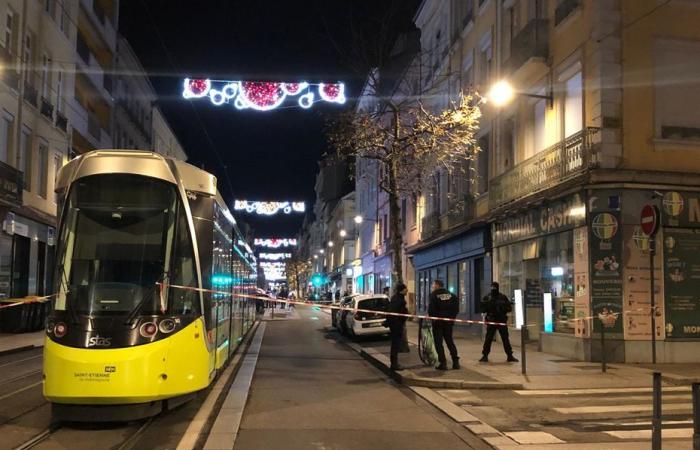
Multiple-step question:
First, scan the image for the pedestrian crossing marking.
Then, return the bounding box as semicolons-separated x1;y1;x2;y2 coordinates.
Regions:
515;386;690;396
605;428;693;439
553;403;692;414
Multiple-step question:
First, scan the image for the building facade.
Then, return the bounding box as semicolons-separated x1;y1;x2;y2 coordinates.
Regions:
322;0;700;363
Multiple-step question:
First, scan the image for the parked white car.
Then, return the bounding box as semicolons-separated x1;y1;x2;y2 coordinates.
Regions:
340;294;391;337
332;295;358;329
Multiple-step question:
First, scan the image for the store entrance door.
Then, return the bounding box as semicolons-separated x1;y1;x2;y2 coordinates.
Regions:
11;235;30;298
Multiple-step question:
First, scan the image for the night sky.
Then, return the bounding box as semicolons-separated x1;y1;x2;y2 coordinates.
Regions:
119;0;418;237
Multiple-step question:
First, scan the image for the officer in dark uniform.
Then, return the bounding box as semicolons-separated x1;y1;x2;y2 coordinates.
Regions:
480;281;518;363
428;279;459;370
387;283;408;371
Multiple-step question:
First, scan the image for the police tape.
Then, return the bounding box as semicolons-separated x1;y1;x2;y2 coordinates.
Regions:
0;294;56;310
156;282;510;327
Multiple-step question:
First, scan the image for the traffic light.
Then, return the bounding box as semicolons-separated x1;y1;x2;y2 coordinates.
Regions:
311;273;324;288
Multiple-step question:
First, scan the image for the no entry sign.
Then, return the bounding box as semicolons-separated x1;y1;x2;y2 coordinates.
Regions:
640;204;660;236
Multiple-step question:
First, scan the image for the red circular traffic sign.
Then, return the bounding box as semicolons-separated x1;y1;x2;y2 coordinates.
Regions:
640;204;659;236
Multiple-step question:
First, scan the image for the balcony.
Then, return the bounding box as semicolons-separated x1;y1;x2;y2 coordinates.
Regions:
0;48;18;91
23;84;38;108
445;197;475;229
421;212;440;240
80;0;117;51
555;0;581;26
76;33;90;64
489;127;600;210
40;97;54;120
55;111;68;132
0;160;23;207
504;18;549;74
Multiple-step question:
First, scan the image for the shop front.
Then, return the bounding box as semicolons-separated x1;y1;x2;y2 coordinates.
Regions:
373;254;392;294
412;226;490;324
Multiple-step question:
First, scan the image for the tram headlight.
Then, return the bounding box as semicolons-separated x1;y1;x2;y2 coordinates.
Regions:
139;322;158;338
54;322;68;338
158;319;176;334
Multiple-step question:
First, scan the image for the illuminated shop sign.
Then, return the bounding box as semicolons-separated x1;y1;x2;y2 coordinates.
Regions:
254;238;297;248
259;253;292;260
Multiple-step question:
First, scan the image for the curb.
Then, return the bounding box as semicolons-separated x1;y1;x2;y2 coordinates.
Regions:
357;347;523;390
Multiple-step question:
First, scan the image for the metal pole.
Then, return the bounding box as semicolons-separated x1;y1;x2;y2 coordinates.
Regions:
521;301;527;375
652;372;662;450
650;238;657;364
601;319;607;373
692;382;699;450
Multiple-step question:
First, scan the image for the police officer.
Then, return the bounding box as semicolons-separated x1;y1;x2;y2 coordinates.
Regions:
387;283;408;371
428;280;459;370
480;282;518;363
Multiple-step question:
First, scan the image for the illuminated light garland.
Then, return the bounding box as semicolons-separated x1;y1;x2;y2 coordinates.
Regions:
259;253;292;260
234;200;305;215
254;238;297;248
183;78;211;98
181;78;346;111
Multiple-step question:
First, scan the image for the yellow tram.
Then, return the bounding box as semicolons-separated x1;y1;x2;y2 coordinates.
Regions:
43;150;257;421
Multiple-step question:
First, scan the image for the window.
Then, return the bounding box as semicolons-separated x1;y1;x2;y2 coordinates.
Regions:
563;70;583;138
53;154;61;203
3;11;14;54
38;141;48;198
0;111;13;164
462;51;474;91
41;53;50;99
383;213;388;241
477;133;490;194
401;198;407;231
56;70;63;112
23;34;32;84
45;0;56;17
501;116;515;172
478;34;492;88
411;195;418;227
654;39;700;140
533;98;546;153
19;127;31;189
60;3;68;35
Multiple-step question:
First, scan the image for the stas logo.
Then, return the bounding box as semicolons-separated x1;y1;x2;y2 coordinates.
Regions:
87;335;112;347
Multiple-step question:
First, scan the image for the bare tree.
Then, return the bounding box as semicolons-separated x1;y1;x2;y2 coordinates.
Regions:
327;94;481;286
286;257;311;299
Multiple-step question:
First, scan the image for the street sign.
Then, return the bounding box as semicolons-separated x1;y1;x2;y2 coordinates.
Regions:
641;204;660;236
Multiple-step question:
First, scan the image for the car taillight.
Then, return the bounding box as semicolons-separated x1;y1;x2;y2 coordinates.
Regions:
139;322;158;338
54;322;68;338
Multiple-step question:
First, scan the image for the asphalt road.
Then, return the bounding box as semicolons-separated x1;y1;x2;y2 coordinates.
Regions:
234;306;483;450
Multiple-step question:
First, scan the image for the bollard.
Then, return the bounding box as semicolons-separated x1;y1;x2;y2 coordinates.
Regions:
652;372;662;450
521;303;527;375
600;319;607;373
693;382;699;450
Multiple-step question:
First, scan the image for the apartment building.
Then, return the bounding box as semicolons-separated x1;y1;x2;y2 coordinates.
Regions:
393;0;700;363
0;0;79;300
152;106;186;160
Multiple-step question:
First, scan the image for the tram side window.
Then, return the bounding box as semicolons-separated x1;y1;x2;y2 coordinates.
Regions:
169;204;199;316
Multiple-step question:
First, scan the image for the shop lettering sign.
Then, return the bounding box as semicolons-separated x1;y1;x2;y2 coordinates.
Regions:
493;194;585;246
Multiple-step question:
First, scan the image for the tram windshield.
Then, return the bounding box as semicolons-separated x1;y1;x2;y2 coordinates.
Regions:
54;174;187;317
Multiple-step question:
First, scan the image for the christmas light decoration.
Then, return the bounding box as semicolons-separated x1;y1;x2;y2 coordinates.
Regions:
254;238;297;248
234;200;305;215
182;78;346;111
259;253;292;260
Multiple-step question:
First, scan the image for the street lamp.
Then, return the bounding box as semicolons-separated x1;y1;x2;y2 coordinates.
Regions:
328;241;334;247
339;229;347;237
319;249;325;254
487;79;553;108
354;215;363;224
313;255;318;259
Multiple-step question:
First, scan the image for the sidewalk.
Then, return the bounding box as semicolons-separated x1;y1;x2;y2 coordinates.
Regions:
354;321;700;390
0;330;44;354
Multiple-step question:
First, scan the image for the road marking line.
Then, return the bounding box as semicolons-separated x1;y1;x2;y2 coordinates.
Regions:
0;354;42;369
515;386;690;396
505;431;565;444
605;428;693;439
553;403;692;414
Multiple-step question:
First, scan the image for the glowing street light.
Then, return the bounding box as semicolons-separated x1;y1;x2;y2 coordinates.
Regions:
313;255;318;259
328;241;334;247
339;229;347;237
487;80;515;107
319;249;325;254
354;215;363;224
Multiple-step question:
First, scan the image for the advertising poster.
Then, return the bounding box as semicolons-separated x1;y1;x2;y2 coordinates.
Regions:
573;227;591;338
663;228;700;339
589;211;624;335
622;225;664;341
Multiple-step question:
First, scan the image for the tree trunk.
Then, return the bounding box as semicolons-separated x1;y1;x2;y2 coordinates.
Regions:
388;158;404;288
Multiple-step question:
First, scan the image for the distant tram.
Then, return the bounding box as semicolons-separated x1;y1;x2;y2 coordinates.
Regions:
43;150;257;420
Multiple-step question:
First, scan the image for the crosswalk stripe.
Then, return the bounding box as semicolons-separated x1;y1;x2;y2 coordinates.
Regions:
515;386;690;396
605;428;693;439
553;403;692;414
580;394;690;402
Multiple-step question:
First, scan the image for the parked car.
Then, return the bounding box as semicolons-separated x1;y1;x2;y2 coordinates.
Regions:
332;294;358;329
340;294;390;338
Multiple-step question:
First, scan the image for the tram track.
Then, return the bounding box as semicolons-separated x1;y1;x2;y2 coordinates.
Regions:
12;424;60;450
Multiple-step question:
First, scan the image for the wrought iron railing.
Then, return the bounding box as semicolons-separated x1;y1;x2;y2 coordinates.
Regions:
504;18;549;74
446;197;475;228
55;111;68;132
40;97;54;119
24;83;38;107
489;127;600;209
